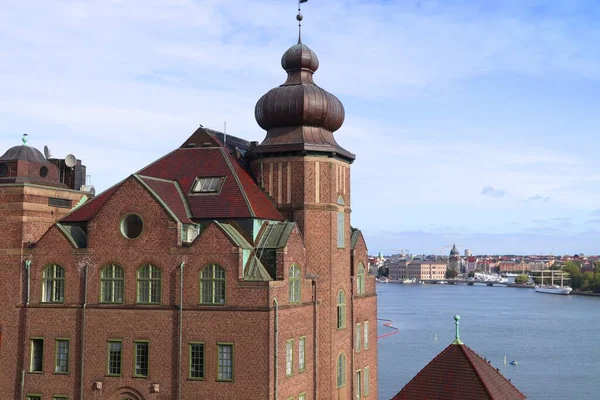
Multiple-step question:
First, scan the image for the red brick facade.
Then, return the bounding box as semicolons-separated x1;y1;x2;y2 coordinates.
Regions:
0;38;378;400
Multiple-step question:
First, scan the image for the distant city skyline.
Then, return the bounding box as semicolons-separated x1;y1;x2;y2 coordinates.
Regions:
2;1;600;254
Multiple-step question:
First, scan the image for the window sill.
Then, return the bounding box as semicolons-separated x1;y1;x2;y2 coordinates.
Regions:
216;379;233;383
132;375;149;379
105;374;121;377
188;377;205;381
53;372;69;375
28;371;43;374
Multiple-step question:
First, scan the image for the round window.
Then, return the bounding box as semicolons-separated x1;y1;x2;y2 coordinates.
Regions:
0;163;8;177
40;166;48;178
121;214;143;239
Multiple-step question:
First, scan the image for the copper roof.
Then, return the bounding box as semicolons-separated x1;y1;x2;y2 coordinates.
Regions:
0;145;50;164
253;41;354;161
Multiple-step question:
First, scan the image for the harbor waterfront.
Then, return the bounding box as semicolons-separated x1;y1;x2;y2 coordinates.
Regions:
377;283;600;400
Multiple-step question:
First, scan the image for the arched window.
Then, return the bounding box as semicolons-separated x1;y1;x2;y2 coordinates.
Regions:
42;264;65;303
101;264;124;303
337;290;346;329
337;352;346;388
136;264;161;304
357;263;365;295
200;264;226;305
289;264;301;303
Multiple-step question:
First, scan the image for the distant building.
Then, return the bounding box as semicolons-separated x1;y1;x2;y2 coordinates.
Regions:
465;256;478;273
387;260;446;281
464;249;472;257
392;316;527;399
448;244;461;273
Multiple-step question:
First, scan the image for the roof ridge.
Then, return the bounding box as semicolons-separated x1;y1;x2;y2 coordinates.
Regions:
458;345;493;400
133;174;180;224
136;174;174;183
219;146;256;218
173;180;193;220
463;345;527;399
59;178;125;222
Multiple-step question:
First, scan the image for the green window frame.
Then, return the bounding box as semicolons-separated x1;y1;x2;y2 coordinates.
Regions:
337;290;346;329
30;338;44;373
100;264;124;303
27;395;41;400
289;264;301;303
364;366;370;396
357;263;365;295
136;264;161;304
107;340;122;376
355;323;361;352
285;339;293;376
42;264;65;303
217;343;233;381
299;393;307;400
55;339;69;374
336;352;346;388
355;369;362;399
364;321;369;350
53;397;68;400
189;342;205;380
298;336;306;372
200;264;226;305
133;341;149;377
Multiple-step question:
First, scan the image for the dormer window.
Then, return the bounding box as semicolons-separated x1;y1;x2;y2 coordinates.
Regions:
191;177;225;194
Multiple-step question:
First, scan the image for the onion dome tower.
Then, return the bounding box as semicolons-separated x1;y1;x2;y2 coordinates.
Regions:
252;17;354;161
449;244;461;273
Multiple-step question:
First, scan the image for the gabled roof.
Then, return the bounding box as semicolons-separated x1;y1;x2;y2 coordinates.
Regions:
55;223;88;248
136;175;193;224
60;128;283;223
61;183;121;222
393;343;526;400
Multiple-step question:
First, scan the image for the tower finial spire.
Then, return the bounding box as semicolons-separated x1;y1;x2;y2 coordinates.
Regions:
297;0;308;44
22;133;28;146
453;315;463;345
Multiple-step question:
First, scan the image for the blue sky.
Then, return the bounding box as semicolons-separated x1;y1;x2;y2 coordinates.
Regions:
2;0;600;255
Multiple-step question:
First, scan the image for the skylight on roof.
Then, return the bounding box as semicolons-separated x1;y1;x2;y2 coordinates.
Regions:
191;177;225;194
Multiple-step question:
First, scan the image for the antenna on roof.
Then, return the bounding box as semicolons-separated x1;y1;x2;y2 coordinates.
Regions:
65;154;77;168
224;121;227;147
43;145;52;159
297;0;308;43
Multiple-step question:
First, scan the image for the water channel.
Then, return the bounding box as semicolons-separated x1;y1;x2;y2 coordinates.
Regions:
377;283;600;399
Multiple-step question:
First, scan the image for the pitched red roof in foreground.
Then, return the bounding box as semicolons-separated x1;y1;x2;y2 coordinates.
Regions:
137;175;192;224
393;343;526;400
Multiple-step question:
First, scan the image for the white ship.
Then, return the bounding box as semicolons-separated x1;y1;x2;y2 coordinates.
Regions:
535;270;572;295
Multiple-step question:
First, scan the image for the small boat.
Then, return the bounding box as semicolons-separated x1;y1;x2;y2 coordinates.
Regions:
402;278;416;284
509;360;518;366
376;277;389;283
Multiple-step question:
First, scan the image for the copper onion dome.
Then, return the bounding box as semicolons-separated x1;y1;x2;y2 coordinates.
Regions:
253;40;354;161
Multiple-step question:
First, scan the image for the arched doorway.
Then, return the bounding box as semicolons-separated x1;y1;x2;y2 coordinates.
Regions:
107;387;145;400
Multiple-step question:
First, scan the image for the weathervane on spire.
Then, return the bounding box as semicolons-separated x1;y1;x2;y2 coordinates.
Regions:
297;0;308;43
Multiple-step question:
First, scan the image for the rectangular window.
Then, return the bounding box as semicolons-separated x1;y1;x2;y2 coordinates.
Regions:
189;342;205;380
27;396;41;400
107;340;122;376
30;339;43;373
286;339;293;376
337;211;345;248
48;197;73;208
191;177;225;194
134;341;149;377
217;343;233;381
364;321;369;350
355;323;361;352
364;366;370;396
299;336;306;372
55;339;69;373
355;370;362;400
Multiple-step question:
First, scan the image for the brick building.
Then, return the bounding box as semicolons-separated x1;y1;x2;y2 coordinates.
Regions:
388;259;445;281
0;137;90;399
0;32;377;400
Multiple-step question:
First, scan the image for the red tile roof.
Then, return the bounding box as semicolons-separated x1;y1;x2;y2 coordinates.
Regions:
137;175;193;224
61;183;121;222
61;130;283;223
138;147;282;221
392;343;526;400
